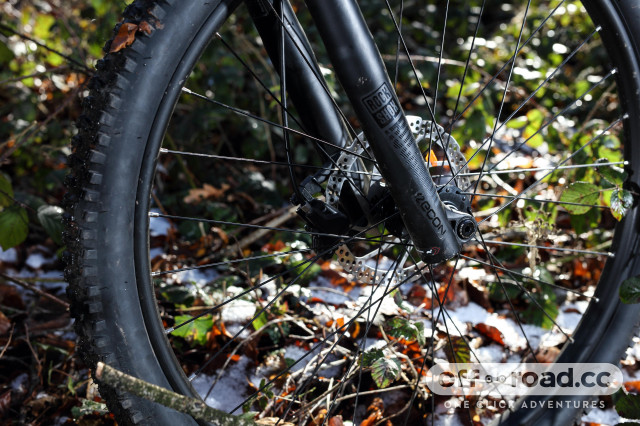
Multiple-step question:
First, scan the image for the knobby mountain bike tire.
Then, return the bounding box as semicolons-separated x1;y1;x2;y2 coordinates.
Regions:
64;0;640;425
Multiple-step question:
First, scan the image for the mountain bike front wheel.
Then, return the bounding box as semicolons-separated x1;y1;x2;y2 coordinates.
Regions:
65;0;640;424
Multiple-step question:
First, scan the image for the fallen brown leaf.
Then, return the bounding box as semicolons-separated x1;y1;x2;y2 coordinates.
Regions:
138;20;153;35
328;416;344;426
109;23;139;53
0;310;10;335
183;183;230;204
624;380;640;393
474;323;506;346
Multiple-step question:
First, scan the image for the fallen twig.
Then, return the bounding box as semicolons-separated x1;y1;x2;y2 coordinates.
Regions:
95;362;256;425
0;272;69;309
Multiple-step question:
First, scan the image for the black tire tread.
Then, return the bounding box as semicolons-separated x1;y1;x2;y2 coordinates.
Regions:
63;1;170;424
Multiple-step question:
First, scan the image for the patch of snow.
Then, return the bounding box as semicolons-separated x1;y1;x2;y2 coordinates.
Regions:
309;302;338;322
581;408;620;425
354;284;399;323
440;302;488;323
458;266;492;282
221;299;256;324
437;302;547;350
11;373;28;393
474;345;505;363
0;247;17;263
555;308;582;332
283;345;309;373
224;323;251;339
193;355;251;414
149;247;163;259
149;211;172;236
25;252;56;269
361;339;386;354
309;276;352;305
172;268;218;287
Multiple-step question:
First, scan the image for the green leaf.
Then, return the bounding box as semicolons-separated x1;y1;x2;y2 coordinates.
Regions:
569;205;600;235
615;389;640;419
252;311;268;331
523;125;544;148
33;14;55;40
37;205;64;245
289;257;321;285
370;356;401;388
0;173;13;207
560;182;600;214
443;336;471;364
385;317;425;346
0;41;14;65
0;206;28;250
170;315;213;346
596;158;627;186
393;290;413;313
488;282;521;302
526;108;545;127
597;134;623;163
505;116;528;129
610;189;634;221
620;276;640;304
360;348;384;367
522;287;559;329
239;411;259;421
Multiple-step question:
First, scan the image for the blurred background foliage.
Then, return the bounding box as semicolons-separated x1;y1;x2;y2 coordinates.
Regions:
0;0;126;253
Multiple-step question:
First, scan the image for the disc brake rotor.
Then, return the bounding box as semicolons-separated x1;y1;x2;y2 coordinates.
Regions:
325;116;470;284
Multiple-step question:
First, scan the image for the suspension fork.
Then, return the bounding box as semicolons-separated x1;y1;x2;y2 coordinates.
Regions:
246;1;350;158
251;0;475;263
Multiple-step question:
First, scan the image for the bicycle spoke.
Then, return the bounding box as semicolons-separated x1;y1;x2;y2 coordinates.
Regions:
479;114;625;223
446;0;486;140
260;1;376;161
470;0;533;202
150;248;313;277
150;211;401;244
462;192;610;210
458;254;598;300
159;148;380;177
180;87;372;164
480;239;613;257
383;0;460;178
473;233;541;361
214;31;374;203
449;0;567;128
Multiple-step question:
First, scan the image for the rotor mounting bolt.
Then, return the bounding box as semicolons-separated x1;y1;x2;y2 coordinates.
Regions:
457;217;477;240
